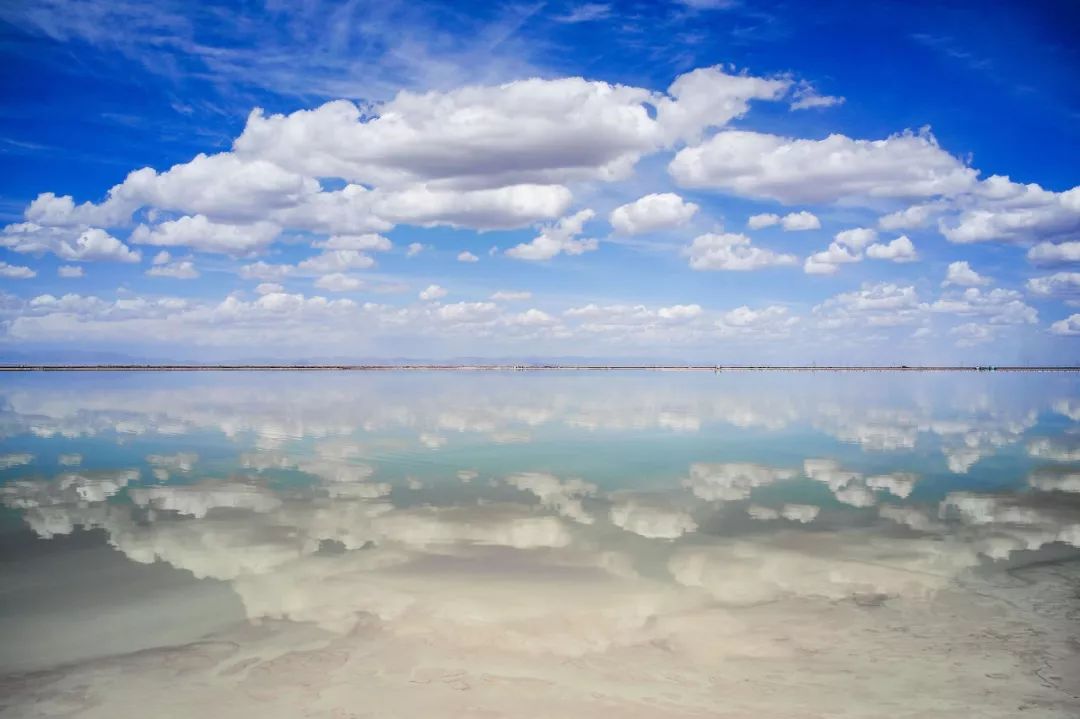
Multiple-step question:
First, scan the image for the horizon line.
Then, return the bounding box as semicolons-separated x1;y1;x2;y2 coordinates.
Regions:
1;364;1077;373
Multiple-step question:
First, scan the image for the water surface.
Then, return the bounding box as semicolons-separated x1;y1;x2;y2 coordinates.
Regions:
1;371;1078;717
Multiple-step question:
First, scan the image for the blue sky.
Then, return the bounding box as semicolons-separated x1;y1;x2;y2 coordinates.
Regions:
0;0;1077;362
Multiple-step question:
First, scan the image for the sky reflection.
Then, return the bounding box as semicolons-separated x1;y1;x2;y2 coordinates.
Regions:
1;371;1078;717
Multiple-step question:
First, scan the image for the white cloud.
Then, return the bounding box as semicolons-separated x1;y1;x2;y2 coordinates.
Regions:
938;177;1080;245
435;301;498;324
456;250;479;263
747;213;779;229
374;183;572;230
1050;314;1080;336
834;228;877;250
255;282;283;295
866;235;917;263
804;243;861;275
130;215;281;256
1;223;140;263
942;261;990;287
609;193;699;235
1026;272;1080;300
804;227;879;274
314;234;393;252
789;81;845;111
57;265;83;278
878;203;938;230
233;67;786;191
684;232;797;271
1027;241;1079;266
406;242;424;257
6;291;357;347
657;304;702;320
780;210;820;231
146;259;199;279
506;209;597;261
814;283;928;328
315;273;364;292
297;250;376;273
0;261;35;278
748;210;820;232
507;308;558;327
931;288;1037;325
419;284;447;301
490;290;531;301
655;66;790;144
669;129;976;204
240;261;292;281
716;305;798;338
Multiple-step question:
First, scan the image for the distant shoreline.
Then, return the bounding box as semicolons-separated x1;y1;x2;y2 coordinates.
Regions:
1;364;1077;373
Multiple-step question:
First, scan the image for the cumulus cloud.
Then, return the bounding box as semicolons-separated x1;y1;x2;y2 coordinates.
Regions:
716;305;798;338
865;235;917;263
419;284;447;301
1027;241;1079;266
314;234;393;252
1049;314;1080;336
456;250;480;263
130;215;281;256
1026;272;1080;301
803;227;880;275
506;209;597;261
684;232;797;271
57;265;84;278
406;242;424;257
878;203;939;230
1;223;140;263
669;129;976;204
315;273;364;292
146;259;199;279
804;242;861;275
232;67;785;192
749;210;820;232
942;261;990;287
938;177;1080;245
0;261;35;278
490;290;531;301
609;193;699;235
374;184;572;230
814;283;928;328
747;213;779;229
931;288;1037;325
780;211;820;231
298;250;376;273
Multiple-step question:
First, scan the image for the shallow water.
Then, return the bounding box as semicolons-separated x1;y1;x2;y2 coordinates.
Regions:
1;371;1078;718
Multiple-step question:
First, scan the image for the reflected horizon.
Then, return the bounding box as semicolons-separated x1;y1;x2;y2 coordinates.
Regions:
1;371;1078;717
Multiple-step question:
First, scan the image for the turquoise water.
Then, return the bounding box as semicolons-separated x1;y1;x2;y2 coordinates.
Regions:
1;371;1078;717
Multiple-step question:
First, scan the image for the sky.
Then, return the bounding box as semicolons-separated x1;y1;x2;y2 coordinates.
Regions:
0;0;1078;363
